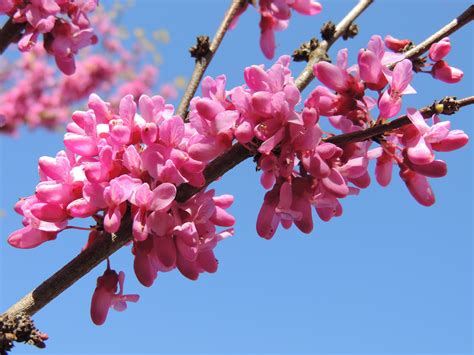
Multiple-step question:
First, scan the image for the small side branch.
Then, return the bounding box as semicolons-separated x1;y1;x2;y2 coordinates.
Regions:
325;96;474;145
0;18;25;55
175;0;248;118
403;5;474;62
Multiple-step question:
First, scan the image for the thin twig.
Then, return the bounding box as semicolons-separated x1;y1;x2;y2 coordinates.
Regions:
325;96;474;145
403;5;474;63
175;0;248;118
295;0;374;91
0;18;25;55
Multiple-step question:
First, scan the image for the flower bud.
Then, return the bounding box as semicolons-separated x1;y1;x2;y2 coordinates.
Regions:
431;60;463;83
429;37;451;62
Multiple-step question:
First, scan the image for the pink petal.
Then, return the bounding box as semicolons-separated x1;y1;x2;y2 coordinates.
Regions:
260;26;276;60
197;250;218;273
392;59;413;92
177;255;200;280
400;168;435;207
429;37;451;62
159;117;184;147
36;181;74;204
406;135;434;165
90;288;113;326
210;206;235;227
291;0;322;15
154;236;177;268
150;183;176;211
30;203;68;222
64;133;98;157
313;62;350;93
321;169;349;198
375;159;393;187
8;226;57;249
119;95;137;126
431;130;469;152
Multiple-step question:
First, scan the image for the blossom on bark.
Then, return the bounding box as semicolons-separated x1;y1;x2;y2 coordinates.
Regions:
90;266;139;325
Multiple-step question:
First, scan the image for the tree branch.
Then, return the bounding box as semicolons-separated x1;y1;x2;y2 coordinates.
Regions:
0;18;25;55
403;5;474;63
295;0;374;91
175;0;248;118
325;96;474;145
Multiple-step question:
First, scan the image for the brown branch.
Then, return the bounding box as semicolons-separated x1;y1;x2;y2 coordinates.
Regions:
0;18;25;55
325;96;474;145
295;0;374;91
4;211;133;317
403;5;474;63
175;0;248;118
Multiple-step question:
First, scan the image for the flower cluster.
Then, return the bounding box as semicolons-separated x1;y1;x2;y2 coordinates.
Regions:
1;0;99;74
232;0;322;59
7;35;468;325
8;93;235;323
383;35;463;84
190;36;467;240
369;109;468;206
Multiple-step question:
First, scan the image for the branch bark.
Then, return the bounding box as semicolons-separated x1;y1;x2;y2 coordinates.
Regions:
0;18;25;55
325;96;474;145
175;0;248;118
403;5;474;63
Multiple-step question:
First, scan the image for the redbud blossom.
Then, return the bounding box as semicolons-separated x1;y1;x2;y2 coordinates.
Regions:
90;267;139;325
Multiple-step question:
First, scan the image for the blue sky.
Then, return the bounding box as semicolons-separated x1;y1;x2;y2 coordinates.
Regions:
0;0;472;354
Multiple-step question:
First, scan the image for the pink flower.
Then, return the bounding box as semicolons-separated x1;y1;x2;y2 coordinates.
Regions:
378;59;416;118
233;0;321;59
257;179;313;239
384;35;411;52
399;166;435;207
103;175;141;233
90;266;139;325
7;0;99;74
129;182;176;241
405;108;467;165
314;49;364;98
7;226;57;249
431;60;463;83
429;37;451;62
188;75;238;161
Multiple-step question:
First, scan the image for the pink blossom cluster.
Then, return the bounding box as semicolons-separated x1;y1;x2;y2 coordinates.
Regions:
8;93;235;324
0;0;99;74
0;11;179;134
7;35;468;324
384;35;463;84
232;0;322;59
369;109;468;206
189;36;468;240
